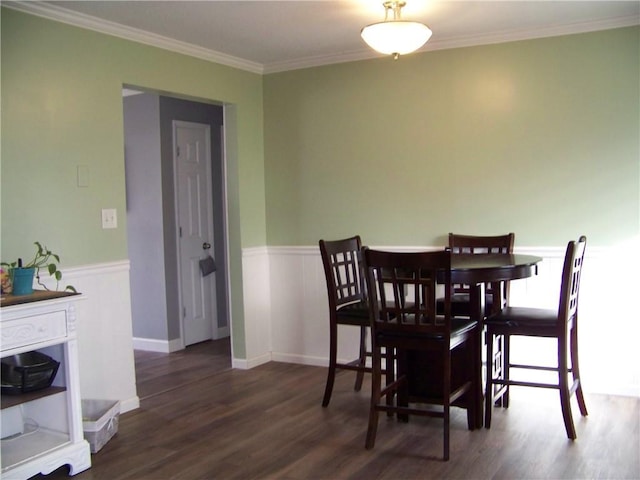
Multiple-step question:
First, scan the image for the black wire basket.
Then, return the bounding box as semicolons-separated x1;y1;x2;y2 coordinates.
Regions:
1;351;60;395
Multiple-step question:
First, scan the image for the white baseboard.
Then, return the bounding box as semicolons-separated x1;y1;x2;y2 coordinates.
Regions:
120;396;140;414
270;353;328;368
132;337;183;353
232;352;271;370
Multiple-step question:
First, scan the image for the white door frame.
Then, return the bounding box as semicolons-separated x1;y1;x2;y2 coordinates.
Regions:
216;121;231;341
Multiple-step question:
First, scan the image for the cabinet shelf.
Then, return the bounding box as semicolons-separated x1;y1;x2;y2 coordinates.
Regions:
1;294;91;478
1;387;66;410
1;428;69;473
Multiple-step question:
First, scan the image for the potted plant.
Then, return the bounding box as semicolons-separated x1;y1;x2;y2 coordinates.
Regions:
1;242;76;295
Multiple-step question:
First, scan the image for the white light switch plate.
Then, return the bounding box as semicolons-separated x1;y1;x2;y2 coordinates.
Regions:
102;208;117;229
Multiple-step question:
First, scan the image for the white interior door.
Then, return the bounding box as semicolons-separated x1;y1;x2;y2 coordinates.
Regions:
174;120;217;346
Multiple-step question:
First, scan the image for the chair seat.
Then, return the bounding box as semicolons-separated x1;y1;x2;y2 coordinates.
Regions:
437;293;495;317
336;301;369;324
377;318;478;343
337;300;418;324
485;306;558;328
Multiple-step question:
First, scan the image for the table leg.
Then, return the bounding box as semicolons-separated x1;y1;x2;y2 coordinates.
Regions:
469;282;485;428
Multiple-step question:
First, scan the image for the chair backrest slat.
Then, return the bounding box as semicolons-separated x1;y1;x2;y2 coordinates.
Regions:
448;233;515;254
320;236;366;310
364;249;451;336
448;233;515;310
559;235;587;326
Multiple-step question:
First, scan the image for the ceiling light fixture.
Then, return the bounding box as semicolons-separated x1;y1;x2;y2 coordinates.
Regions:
361;1;432;60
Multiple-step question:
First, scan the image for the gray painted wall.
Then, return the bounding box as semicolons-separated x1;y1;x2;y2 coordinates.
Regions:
123;93;168;340
124;93;227;342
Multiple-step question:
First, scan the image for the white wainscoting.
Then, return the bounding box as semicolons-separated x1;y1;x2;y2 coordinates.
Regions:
35;245;635;417
36;261;140;413
246;245;639;398
238;247;273;369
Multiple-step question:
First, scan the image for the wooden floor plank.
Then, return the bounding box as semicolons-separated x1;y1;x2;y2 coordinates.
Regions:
36;339;639;479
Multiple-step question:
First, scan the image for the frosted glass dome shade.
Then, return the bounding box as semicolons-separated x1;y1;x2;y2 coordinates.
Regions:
361;20;432;56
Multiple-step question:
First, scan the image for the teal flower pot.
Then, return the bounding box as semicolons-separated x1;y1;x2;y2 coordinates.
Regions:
11;267;35;296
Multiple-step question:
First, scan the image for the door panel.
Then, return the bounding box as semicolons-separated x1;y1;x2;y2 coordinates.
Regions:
174;121;217;346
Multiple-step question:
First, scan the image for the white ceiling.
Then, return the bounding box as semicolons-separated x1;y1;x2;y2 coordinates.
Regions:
7;1;640;73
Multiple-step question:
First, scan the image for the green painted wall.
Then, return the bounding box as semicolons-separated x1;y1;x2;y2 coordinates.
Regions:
264;27;640;247
2;8;639;359
1;8;267;357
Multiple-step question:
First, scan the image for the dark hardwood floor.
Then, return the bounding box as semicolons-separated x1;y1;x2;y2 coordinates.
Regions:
40;339;639;479
133;339;232;400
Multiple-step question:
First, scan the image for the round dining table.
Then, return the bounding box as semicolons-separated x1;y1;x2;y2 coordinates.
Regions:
451;253;542;285
409;252;543;429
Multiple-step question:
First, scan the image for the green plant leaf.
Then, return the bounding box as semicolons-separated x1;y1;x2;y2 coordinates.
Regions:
6;242;70;292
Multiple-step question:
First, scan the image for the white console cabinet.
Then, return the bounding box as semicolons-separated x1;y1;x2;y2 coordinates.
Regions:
1;291;91;479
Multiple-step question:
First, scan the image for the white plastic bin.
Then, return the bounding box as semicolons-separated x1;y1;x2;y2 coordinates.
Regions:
81;399;120;453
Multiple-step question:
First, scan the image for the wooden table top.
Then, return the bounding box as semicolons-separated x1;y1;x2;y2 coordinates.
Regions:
450;253;542;283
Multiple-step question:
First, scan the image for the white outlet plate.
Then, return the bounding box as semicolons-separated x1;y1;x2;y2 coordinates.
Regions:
101;208;117;229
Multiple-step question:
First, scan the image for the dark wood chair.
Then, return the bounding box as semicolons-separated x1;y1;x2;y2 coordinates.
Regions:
484;236;588;439
319;236;371;407
363;248;479;461
438;232;515;318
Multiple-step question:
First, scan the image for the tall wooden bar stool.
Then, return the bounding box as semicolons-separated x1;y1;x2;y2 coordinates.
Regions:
363;248;479;461
319;236;371;407
484;236;588;439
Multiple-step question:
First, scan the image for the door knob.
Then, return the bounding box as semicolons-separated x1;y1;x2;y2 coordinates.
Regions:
203;242;211;250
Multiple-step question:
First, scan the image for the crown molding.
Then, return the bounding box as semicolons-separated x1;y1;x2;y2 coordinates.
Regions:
3;1;264;74
4;1;639;75
265;14;640;73
422;14;640;53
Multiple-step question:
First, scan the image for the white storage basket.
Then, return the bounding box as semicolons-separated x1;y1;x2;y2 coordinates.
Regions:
81;399;120;453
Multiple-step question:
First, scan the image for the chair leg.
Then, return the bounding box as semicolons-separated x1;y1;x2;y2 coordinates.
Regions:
558;337;577;440
570;324;588;417
484;328;494;429
396;349;409;422
475;325;483;429
354;325;367;392
444;402;450;461
503;334;510;408
365;348;382;449
465;329;480;430
466;396;475;431
472;326;481;430
490;332;502;408
322;322;338;407
464;337;475;430
384;346;395;417
443;352;451;461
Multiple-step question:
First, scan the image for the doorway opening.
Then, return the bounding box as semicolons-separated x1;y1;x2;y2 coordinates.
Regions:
122;88;231;358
